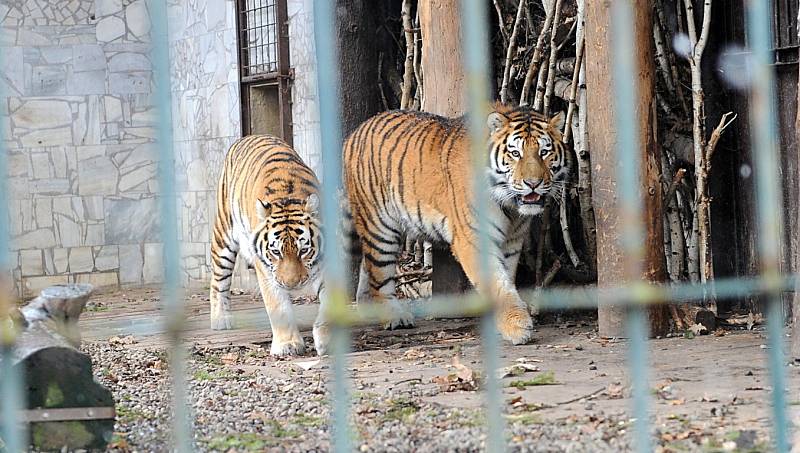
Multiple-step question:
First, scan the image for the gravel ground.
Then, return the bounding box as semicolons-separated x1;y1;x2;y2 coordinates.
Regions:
81;338;774;453
83;341;641;452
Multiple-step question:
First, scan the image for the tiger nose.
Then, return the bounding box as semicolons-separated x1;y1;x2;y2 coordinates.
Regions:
523;179;542;190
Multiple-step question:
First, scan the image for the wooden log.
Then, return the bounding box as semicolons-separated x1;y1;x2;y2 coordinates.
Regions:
585;0;670;338
0;284;115;451
418;0;472;297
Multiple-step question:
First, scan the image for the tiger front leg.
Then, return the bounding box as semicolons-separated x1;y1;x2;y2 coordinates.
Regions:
255;264;306;356
209;237;237;330
453;238;533;345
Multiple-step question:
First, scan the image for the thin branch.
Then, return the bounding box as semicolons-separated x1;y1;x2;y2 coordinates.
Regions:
377;52;390;110
400;0;415;109
520;0;557;105
559;187;581;268
493;0;509;43
704;112;737;166
412;8;423;110
541;0;564;115
562;38;584;144
500;0;527;103
663;168;687;208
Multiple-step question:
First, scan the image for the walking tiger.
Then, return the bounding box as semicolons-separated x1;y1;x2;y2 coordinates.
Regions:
342;103;567;344
209;135;331;356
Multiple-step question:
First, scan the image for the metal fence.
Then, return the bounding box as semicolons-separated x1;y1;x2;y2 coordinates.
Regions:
0;0;793;452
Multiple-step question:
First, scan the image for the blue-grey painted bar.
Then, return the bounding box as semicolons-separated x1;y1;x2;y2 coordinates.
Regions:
460;0;506;448
0;28;26;452
311;1;351;452
148;0;192;451
746;0;789;450
610;1;651;452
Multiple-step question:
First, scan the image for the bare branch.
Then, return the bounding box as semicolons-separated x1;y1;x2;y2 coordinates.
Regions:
705;112;737;166
500;0;528;103
663;168;687;209
559;187;582;268
520;0;558;105
400;0;415;109
563;38;585;144
542;0;564;115
493;0;509;43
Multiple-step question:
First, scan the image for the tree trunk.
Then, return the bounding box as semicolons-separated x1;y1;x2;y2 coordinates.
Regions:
419;0;471;294
585;0;670;338
336;0;389;292
419;0;465;116
792;25;800;360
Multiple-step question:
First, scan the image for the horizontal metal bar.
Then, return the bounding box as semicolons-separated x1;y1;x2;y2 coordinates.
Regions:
19;407;116;423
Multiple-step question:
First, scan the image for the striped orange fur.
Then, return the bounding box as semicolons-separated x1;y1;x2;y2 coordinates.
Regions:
343;104;567;344
209;135;328;356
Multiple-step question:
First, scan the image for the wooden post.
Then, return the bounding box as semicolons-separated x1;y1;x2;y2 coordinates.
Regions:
0;284;115;451
585;0;670;337
792;43;800;361
418;0;471;295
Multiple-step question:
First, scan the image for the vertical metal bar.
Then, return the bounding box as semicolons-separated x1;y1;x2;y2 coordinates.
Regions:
460;0;505;450
746;1;788;451
148;0;192;451
312;1;351;452
0;36;26;453
610;1;651;452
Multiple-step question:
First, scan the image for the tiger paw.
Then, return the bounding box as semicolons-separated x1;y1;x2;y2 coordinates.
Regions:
312;322;330;356
210;311;234;330
383;300;415;330
497;305;533;345
270;338;306;357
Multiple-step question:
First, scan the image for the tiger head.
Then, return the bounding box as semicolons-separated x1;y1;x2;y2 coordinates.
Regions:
252;195;322;292
486;104;568;216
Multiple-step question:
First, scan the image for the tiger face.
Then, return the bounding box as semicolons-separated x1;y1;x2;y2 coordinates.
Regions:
252;195;321;292
487;106;568;216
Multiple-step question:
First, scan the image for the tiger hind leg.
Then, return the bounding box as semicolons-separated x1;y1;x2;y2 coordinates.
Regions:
356;216;414;330
209;231;237;330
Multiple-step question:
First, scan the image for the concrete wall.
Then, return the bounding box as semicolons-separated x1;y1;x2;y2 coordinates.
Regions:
2;0;320;297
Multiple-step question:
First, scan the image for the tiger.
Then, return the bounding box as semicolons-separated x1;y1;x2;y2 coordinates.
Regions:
343;103;567;345
209;135;330;357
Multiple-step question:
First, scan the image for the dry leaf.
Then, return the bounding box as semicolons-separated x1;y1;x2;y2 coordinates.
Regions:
221;352;239;365
109;335;137;345
294;359;321;371
688;323;707;335
402;347;426;360
606;382;624;399
667;398;685;406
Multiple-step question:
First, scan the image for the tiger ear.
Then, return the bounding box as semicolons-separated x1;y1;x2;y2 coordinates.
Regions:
256;199;272;222
549;111;566;131
487;111;509;132
305;194;320;215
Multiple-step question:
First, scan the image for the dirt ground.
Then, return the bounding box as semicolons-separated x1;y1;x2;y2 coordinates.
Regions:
77;286;800;452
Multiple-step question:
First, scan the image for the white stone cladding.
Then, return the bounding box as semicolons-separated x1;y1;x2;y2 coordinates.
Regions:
3;0;320;297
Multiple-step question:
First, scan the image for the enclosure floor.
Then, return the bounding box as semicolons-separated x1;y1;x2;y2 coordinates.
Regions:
79;287;800;451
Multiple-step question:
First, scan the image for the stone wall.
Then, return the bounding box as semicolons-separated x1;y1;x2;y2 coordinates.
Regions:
167;0;242;288
3;0;321;297
287;0;320;170
2;0;162;297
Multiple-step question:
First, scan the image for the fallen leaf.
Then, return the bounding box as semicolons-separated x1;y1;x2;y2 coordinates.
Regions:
497;363;540;379
667;398;685;406
606;382;624;399
402;347;426;360
688;323;707;335
294;359;321;371
221;352;239;365
109;335;137;345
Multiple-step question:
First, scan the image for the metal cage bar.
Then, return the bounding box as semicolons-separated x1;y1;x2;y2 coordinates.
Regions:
0;24;25;453
460;0;505;450
148;0;191;451
609;2;651;451
747;0;790;450
312;1;351;451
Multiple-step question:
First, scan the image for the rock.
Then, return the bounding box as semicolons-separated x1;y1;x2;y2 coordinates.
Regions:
96;16;125;42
